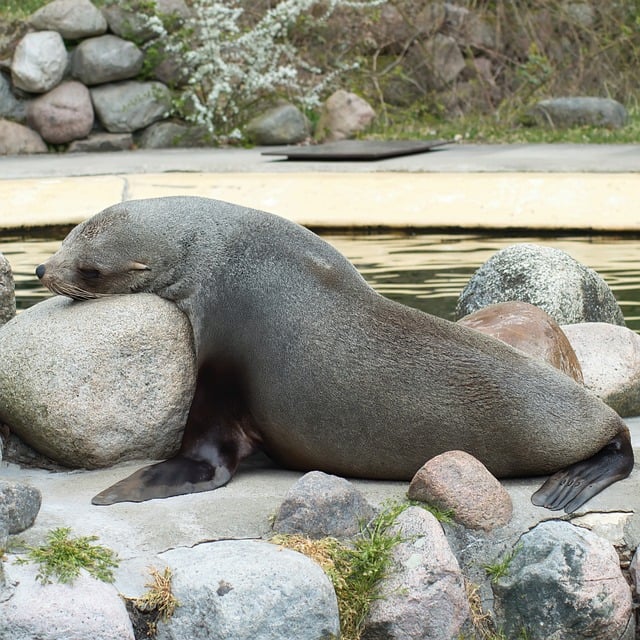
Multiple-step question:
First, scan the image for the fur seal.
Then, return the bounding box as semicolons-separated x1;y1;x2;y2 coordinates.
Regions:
35;196;633;512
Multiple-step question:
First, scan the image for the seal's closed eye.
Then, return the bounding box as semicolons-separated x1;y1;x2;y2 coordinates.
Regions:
79;268;101;280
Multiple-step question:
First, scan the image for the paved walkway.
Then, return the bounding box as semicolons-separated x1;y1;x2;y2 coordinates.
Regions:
0;143;638;230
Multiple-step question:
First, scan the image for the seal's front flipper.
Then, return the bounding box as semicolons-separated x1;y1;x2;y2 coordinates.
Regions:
531;427;634;513
91;456;233;505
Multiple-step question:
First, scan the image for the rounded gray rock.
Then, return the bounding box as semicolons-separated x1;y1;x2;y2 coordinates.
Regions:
29;0;108;40
455;243;625;326
157;540;340;640
91;81;171;133
562;322;640;417
136;121;210;149
103;0;190;43
0;561;134;640
422;33;466;87
71;35;144;86
529;97;628;129
0;252;15;325
273;470;374;539
493;520;632;639
27;81;94;144
0;72;27;122
0;294;196;468
245;104;310;145
11;31;68;94
0;481;41;534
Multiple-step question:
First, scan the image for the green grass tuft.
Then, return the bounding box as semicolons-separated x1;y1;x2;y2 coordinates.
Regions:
484;543;523;584
16;526;119;585
273;501;420;640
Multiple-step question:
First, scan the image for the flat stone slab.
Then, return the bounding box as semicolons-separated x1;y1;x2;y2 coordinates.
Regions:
262;139;450;161
3;414;640;564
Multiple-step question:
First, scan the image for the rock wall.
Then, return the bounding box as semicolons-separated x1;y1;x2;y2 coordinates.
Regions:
337;0;634;120
0;0;632;155
0;0;197;153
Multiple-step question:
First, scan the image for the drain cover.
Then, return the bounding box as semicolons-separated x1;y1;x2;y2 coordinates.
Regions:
261;139;450;161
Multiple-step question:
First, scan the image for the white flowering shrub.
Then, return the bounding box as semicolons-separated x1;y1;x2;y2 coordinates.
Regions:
142;0;384;141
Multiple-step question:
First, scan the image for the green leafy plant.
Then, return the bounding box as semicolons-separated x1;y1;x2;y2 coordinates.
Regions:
16;527;119;585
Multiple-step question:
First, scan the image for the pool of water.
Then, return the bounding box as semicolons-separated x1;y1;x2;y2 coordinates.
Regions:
2;229;640;331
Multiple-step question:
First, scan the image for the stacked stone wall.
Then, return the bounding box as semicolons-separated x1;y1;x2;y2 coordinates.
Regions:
0;0;633;154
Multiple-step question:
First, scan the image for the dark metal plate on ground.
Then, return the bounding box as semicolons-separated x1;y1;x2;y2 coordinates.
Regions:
261;139;450;161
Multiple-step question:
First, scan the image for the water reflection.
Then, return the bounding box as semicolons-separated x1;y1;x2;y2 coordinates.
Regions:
327;233;640;329
2;230;640;331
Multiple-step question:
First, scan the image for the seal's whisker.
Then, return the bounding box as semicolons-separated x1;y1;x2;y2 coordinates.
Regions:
45;280;107;301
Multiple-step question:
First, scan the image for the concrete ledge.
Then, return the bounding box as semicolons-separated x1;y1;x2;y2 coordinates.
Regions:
1;171;638;231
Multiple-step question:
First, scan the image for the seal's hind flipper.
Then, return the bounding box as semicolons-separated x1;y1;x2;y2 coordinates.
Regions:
531;427;634;513
91;456;232;505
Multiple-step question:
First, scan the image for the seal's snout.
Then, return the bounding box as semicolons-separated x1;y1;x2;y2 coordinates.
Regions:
35;264;46;279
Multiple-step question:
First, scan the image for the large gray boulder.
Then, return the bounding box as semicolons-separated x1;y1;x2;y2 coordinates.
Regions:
0;481;41;535
0;119;47;155
91;81;171;133
0;294;195;468
363;507;469;639
71;35;144;86
103;0;190;43
273;471;374;539
422;33;466;88
562;322;640;417
11;31;68;94
136;121;209;149
157;540;340;640
456;243;625;326
0;72;27;122
29;0;108;40
529;97;628;129
245;104;310;145
27;81;94;144
493;520;632;639
0;561;134;640
0;252;15;325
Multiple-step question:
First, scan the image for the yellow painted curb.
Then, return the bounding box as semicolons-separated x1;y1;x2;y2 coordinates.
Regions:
1;172;639;231
0;176;126;228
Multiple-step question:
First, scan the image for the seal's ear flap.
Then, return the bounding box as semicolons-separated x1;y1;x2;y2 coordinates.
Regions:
127;261;150;271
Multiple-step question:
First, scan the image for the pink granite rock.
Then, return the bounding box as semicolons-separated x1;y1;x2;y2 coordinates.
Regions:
0;119;47;155
27;81;94;144
458;301;583;383
408;450;512;531
315;90;375;142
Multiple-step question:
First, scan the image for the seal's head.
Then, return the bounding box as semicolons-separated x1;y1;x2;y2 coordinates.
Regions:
36;203;183;301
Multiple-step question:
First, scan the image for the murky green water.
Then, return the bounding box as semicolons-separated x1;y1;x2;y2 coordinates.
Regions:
2;230;640;331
